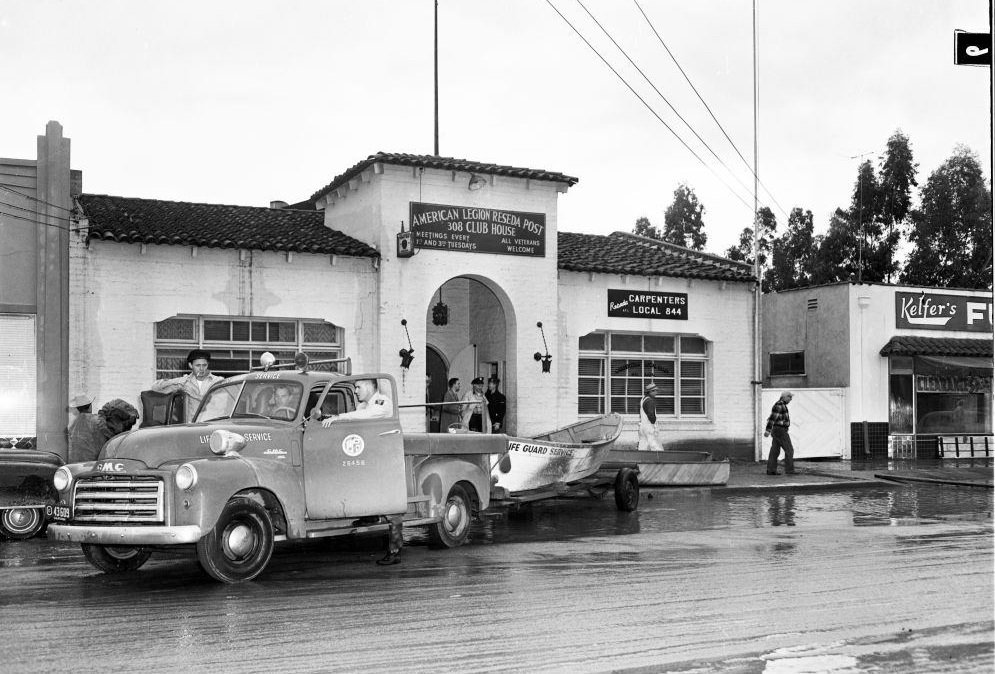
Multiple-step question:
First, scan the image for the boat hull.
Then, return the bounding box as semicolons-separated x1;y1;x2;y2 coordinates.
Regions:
606;449;730;486
492;414;623;493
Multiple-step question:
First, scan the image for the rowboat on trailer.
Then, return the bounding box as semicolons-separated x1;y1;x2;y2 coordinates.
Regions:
491;413;625;493
604;449;731;486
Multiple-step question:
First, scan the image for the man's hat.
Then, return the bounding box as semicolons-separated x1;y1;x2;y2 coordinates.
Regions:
187;349;212;364
645;382;658;393
69;393;93;408
488;376;500;384
471;377;484;386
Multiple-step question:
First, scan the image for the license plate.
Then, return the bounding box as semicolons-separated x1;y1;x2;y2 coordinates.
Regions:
46;505;70;520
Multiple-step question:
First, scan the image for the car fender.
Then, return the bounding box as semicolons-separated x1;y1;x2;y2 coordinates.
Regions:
414;456;491;513
171;456;305;538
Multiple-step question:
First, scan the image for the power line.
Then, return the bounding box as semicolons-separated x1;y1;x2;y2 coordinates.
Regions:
0;183;76;214
544;0;755;213
575;0;760;210
633;0;790;221
0;208;81;234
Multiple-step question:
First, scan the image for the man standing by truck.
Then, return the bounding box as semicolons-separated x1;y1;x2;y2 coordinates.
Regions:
151;349;223;423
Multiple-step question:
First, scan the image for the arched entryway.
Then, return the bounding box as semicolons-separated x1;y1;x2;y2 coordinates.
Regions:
425;345;447;432
424;276;513;433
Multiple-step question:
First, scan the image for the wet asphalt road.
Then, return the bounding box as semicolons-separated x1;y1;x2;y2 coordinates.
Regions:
1;484;992;674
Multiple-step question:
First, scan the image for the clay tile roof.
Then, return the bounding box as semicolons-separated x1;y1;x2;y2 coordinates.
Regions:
77;194;378;258
557;231;755;282
308;152;579;204
879;336;994;357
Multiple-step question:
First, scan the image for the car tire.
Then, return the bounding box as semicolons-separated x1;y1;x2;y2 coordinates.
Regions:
81;544;152;573
428;482;473;549
196;497;274;583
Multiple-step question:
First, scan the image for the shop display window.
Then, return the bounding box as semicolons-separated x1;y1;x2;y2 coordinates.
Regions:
911;355;993;435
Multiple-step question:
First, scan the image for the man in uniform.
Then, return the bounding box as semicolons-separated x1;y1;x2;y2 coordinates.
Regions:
321;378;392;424
485;376;506;433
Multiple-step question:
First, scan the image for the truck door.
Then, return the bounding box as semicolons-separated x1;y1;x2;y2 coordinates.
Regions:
301;377;407;519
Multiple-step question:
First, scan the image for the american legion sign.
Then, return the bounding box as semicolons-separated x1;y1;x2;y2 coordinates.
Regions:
409;202;545;256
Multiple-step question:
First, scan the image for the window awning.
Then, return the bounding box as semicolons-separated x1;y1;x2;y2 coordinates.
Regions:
879;335;993;357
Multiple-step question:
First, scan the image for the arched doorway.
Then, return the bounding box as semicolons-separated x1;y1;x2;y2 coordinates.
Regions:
425;345;447;432
426;276;512;433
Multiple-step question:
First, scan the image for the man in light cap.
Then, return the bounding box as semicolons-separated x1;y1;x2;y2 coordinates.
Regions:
764;391;796;475
461;376;490;433
68;393;109;463
151;349;224;423
638;382;663;451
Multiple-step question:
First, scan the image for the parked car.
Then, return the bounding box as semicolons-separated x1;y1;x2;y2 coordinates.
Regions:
0;448;62;540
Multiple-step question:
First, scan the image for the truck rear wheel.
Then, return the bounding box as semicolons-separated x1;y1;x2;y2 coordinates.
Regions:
613;468;640;512
81;544;152;573
196;497;274;583
428;482;473;549
0;507;46;540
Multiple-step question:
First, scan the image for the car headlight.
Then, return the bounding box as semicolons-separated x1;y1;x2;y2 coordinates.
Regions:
175;463;198;491
53;466;72;492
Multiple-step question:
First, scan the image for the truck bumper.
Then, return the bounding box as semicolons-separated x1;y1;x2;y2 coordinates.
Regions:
47;524;202;545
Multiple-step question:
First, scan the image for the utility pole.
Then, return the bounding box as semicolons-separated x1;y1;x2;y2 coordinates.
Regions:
434;0;439;156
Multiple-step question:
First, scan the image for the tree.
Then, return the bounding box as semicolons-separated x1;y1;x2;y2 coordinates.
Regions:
766;208;817;291
632;216;659;240
901;145;993;288
662;183;707;250
877;130;918;281
725;206;776;267
809;208;859;284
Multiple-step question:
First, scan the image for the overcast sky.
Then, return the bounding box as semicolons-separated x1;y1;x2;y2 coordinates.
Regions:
2;0;991;255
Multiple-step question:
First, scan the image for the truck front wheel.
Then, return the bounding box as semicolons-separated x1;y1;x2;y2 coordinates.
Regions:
0;507;46;540
197;497;274;583
428;482;473;549
81;544;152;573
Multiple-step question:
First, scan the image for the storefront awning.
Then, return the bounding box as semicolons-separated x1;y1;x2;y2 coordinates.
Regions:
879;336;993;357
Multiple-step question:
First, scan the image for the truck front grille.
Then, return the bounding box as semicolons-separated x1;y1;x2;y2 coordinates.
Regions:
72;475;164;523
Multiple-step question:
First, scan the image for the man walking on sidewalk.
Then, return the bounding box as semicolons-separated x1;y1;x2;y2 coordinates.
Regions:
764;391;795;475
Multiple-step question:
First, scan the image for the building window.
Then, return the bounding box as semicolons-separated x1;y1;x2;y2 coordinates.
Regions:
0;314;36;442
578;331;708;418
770;351;805;376
154;316;343;379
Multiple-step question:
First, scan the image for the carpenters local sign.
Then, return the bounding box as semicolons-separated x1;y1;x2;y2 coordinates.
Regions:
608;289;688;319
895;292;993;332
409;201;545;256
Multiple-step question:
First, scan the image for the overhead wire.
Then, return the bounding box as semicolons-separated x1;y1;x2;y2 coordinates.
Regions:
575;0;760;208
0;183;77;214
633;0;789;221
543;0;755;213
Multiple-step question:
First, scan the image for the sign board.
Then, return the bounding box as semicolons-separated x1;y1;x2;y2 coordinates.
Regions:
608;289;688;320
894;292;993;332
954;31;991;66
409;202;545;257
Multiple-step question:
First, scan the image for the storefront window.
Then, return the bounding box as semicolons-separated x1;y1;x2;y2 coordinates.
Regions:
912;355;992;435
578;331;708;418
155;316;343;378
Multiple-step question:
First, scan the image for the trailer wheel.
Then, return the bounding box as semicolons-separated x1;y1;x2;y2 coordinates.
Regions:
428;482;473;549
81;544;152;573
0;507;46;540
614;468;640;512
197;497;274;583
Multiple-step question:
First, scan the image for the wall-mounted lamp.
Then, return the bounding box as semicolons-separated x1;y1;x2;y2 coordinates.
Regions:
399;319;415;369
397;219;415;258
432;287;449;326
533;321;552;373
468;173;487;191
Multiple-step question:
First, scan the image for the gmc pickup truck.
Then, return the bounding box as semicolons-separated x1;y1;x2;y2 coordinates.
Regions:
48;355;505;583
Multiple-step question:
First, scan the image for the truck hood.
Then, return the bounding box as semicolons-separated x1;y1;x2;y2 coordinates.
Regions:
100;422;279;469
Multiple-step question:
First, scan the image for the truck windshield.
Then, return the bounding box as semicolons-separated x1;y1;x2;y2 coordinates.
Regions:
195;380;305;422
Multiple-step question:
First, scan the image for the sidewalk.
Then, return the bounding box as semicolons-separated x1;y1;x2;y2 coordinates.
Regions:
654;458;994;493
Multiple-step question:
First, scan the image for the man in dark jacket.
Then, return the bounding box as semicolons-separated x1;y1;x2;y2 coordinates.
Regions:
485;376;506;433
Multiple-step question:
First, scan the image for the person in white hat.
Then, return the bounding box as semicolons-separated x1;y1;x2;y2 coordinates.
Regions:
638;382;663;451
68;393;108;463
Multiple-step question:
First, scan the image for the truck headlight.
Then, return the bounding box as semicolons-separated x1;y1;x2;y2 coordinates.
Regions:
175;463;198;490
209;429;246;455
53;466;72;492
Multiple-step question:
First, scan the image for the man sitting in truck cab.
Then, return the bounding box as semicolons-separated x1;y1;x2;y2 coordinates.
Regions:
321;378;392;425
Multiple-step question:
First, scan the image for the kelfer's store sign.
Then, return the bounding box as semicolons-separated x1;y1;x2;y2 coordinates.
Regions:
608;290;688;319
895;292;993;332
409;202;545;257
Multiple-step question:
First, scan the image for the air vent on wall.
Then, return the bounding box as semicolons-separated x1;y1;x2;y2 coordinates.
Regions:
807;298;818;311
